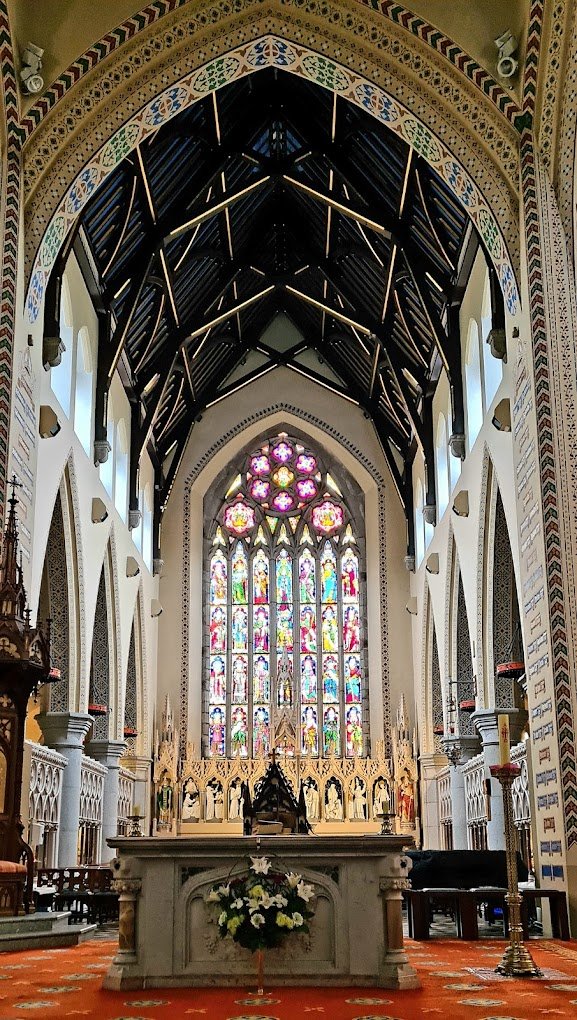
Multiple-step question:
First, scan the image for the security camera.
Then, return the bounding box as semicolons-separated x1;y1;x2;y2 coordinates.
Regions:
495;30;518;80
20;43;44;95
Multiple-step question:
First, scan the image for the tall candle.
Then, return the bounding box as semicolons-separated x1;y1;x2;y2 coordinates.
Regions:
497;714;510;766
134;804;142;816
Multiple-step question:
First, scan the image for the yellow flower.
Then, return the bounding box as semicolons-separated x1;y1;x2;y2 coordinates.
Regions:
276;911;294;929
250;884;265;901
227;915;244;935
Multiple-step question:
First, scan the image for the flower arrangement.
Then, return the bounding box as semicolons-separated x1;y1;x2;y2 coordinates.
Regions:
205;855;315;951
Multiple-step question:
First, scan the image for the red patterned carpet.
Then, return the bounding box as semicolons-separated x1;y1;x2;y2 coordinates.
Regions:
1;937;577;1018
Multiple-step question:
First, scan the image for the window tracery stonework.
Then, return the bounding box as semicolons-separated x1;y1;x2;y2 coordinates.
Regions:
124;624;137;757
180;404;390;760
456;572;474;736
28;740;66;836
203;432;366;760
431;630;443;754
46;492;70;713
79;756;106;826
22;4;520;314
89;569;110;740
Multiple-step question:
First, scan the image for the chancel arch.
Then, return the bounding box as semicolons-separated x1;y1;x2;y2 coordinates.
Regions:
24;5;521;322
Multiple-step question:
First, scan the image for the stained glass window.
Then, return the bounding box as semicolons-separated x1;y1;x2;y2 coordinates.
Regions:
204;433;365;758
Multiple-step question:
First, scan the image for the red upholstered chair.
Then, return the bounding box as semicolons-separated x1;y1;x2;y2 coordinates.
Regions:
0;860;28;916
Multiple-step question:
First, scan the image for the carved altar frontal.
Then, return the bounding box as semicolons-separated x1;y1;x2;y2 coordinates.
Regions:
105;834;420;990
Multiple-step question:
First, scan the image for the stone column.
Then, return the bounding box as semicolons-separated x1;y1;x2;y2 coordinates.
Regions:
88;739;126;861
472;708;518;851
37;712;92;866
443;736;480;850
419;752;448;849
112;876;142;964
379;866;420;988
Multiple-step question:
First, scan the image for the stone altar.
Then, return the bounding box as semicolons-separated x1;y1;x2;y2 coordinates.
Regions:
105;834;419;990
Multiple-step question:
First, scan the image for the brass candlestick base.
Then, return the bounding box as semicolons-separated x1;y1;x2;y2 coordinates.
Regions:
489;765;542;978
127;813;144;837
378;812;395;835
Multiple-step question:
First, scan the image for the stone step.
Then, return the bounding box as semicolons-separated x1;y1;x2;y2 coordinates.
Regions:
0;920;98;953
0;911;70;935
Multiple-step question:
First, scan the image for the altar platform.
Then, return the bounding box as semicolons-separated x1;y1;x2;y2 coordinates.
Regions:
104;834;420;990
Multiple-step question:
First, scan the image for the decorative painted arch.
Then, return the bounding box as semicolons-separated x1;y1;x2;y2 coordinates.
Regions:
24;9;521;319
19;0;523;141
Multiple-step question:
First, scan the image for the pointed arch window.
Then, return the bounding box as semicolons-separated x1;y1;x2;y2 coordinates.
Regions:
205;434;366;760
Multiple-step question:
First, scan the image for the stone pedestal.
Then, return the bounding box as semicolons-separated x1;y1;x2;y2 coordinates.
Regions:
37;712;92;867
443;737;480;850
104;834;420;990
472;709;519;851
88;739;126;861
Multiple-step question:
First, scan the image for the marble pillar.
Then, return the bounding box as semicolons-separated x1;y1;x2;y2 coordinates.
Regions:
419;752;447;849
442;736;480;850
472;708;519;851
88;739;126;861
37;712;92;866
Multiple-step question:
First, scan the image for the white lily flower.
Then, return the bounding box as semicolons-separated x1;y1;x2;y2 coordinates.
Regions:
286;872;301;888
247;898;261;912
250;856;272;874
296;880;315;903
271;894;287;907
206;889;221;902
250;912;265;928
232;897;244;909
217;884;231;897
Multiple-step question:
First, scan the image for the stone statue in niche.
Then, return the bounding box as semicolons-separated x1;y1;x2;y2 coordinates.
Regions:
157;772;174;828
349;777;367;820
228;779;244;820
372;777;390;818
303;778;320;820
181;778;200;821
325;778;343;820
206;779;224;821
398;769;415;824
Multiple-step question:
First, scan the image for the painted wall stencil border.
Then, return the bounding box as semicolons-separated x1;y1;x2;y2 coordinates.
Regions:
0;1;21;514
521;132;577;847
179;402;390;761
24;34;520;327
18;0;524;141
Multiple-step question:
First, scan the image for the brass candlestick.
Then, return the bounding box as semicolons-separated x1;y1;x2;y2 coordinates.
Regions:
127;813;144;837
489;764;542;977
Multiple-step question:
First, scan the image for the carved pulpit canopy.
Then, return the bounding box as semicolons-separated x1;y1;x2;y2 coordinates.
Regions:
244;754;310;835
